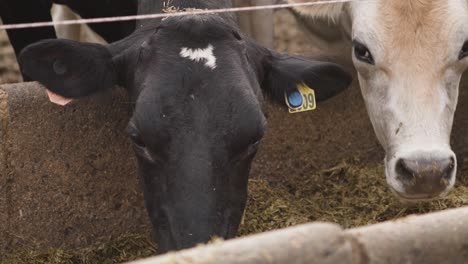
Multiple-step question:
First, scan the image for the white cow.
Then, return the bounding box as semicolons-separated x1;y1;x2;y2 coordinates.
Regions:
288;0;468;201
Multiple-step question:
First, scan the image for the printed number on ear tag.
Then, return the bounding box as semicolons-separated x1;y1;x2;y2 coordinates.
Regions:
285;83;316;114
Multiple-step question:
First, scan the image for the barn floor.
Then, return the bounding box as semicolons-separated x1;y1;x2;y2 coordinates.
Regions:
3;162;467;263
1;10;467;264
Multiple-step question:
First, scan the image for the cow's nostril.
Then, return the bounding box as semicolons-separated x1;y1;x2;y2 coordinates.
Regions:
395;159;416;185
440;157;455;180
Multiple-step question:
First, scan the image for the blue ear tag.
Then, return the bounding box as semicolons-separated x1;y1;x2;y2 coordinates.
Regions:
285;83;317;114
285;90;303;109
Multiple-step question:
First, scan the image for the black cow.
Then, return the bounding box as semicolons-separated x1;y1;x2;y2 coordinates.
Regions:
0;0;136;59
19;0;351;253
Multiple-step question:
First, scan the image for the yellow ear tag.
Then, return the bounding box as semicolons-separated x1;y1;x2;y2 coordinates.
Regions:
287;83;316;114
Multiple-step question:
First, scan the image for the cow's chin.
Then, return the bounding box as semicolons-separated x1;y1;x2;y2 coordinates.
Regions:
387;186;452;204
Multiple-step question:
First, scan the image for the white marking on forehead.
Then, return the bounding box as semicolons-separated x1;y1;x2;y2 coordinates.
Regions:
180;44;217;69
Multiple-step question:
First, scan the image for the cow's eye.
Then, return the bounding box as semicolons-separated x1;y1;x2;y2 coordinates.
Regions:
231;139;261;162
246;140;261;156
459;41;468;60
353;41;375;65
131;133;146;149
232;30;242;41
126;125;146;149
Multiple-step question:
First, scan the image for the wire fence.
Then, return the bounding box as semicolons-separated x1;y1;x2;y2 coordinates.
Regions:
0;0;360;30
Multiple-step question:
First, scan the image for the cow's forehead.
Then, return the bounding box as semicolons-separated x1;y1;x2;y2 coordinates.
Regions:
351;0;467;69
132;74;264;143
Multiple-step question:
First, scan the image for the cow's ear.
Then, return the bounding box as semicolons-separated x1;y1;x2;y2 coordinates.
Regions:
263;53;352;103
18;39;117;98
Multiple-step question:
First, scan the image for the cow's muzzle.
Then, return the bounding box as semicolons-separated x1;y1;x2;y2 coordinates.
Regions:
386;150;456;201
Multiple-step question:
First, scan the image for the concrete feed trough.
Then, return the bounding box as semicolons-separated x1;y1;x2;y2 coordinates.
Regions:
130;207;468;264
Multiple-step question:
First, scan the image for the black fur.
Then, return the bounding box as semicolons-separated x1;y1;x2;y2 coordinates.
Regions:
264;53;351;102
20;39;116;97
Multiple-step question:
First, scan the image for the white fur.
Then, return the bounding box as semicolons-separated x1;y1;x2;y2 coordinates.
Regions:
351;2;467;198
294;0;468;199
180;45;217;70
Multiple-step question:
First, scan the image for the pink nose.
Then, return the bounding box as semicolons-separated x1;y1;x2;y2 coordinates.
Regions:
395;157;455;198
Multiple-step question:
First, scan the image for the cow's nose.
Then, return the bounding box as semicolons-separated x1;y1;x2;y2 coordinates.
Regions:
395;156;455;198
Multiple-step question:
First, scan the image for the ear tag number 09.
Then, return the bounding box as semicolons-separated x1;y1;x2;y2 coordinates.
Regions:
285;83;317;114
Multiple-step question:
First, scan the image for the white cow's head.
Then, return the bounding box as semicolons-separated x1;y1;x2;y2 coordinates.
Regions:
289;0;468;200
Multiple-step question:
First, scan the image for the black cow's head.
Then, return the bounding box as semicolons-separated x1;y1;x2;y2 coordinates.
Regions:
19;14;351;252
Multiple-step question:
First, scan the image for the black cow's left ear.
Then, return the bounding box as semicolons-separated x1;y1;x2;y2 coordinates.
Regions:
19;39;117;98
263;53;352;103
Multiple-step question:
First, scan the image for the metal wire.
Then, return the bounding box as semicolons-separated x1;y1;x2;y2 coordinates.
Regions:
0;0;357;30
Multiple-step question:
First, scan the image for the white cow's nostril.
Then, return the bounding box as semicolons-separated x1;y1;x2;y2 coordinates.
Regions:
395;159;416;184
393;155;455;198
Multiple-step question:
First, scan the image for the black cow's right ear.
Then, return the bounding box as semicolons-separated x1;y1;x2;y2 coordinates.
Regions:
262;51;352;104
19;39;117;98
